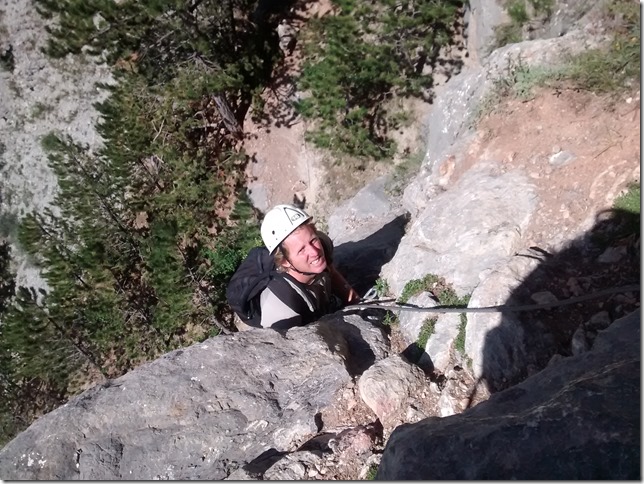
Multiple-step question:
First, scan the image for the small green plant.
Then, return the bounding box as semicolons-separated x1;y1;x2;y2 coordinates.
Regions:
31;102;54;120
486;0;640;114
614;182;640;215
365;463;378;480
474;55;563;121
399;273;469;307
492;0;554;49
507;0;529;24
562;0;639;94
611;181;640;242
590;181;640;249
399;274;442;304
382;311;399;327
455;313;467;354
399;274;470;360
416;317;437;349
374;277;390;298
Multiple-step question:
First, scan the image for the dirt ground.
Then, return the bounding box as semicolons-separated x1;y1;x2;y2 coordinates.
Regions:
450;85;640;251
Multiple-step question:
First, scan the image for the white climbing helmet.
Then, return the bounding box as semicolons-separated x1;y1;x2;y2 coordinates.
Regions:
261;204;312;254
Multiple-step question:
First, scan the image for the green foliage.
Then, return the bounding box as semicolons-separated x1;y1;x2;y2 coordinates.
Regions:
478;0;640;122
475;55;564;120
297;0;464;159
487;0;640;111
610;181;641;242
373;277;390;298
1;0;287;441
455;312;468;355
493;0;554;49
614;182;640;216
562;0;640;94
365;464;379;480
399;274;470;359
416;317;437;349
405;316;437;363
381;311;399;327
0;285;81;447
201;194;262;317
0;0;468;447
34;0;278;88
399;274;442;304
507;0;529;24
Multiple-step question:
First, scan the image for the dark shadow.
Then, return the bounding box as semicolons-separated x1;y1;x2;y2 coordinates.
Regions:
242;448;288;475
296;432;336;454
332;213;410;296
401;342;435;375
241;418;384;477
479;207;640;393
314;317;378;377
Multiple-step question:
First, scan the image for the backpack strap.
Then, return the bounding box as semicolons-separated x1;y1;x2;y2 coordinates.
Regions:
266;273;320;325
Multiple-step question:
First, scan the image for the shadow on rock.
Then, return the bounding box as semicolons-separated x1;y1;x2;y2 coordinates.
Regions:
479;207;640;393
376;208;640;480
243;448;289;476
314;314;390;378
333;214;409;295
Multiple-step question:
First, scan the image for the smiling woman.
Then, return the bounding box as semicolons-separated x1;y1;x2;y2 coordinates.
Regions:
279;224;328;281
254;204;359;330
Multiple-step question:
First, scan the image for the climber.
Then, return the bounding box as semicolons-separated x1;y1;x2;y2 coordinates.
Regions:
228;204;359;331
258;204;359;329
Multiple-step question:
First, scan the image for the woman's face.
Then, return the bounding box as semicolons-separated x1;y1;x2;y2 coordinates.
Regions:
281;224;327;275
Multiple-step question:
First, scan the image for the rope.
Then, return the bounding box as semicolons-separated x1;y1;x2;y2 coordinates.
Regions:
342;284;640;314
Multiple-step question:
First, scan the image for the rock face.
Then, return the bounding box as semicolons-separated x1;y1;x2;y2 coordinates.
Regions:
0;0;113;290
376;310;641;480
0;315;388;480
357;355;426;432
328;176;409;295
0;1;639;481
383;163;537;296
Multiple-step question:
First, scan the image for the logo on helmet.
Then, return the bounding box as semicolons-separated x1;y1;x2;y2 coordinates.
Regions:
285;207;305;224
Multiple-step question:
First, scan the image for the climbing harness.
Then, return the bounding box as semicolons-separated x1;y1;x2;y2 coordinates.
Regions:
342;283;640;314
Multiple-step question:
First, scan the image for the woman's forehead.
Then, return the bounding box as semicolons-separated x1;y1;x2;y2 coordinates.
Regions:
284;223;316;246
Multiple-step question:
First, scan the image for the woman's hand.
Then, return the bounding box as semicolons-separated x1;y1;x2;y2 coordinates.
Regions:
345;286;360;304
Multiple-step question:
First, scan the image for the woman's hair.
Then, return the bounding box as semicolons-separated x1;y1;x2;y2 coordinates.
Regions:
272;221;316;271
273;246;288;272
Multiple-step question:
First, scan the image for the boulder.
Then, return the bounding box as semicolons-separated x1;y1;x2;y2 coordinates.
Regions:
383;163;537;296
376;310;640;480
0;315;388;480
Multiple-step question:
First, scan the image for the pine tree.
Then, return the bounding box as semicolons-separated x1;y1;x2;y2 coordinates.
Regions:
297;0;465;158
0;0;281;437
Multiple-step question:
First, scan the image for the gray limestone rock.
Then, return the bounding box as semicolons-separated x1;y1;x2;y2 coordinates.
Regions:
327;176;409;295
464;255;542;391
357;355;426;431
0;316;388;480
384;163;538;297
403;27;606;218
377;310;641;480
